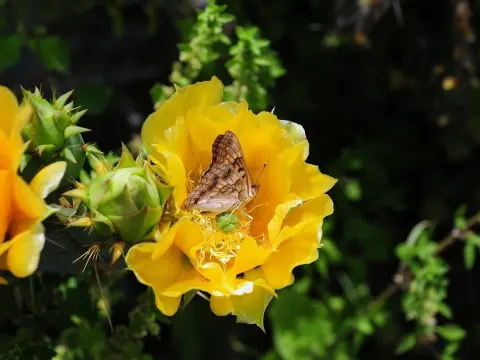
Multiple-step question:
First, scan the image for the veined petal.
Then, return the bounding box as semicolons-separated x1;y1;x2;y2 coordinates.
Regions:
29;161;67;199
142;76;223;159
6;223;45;278
0;86;19;136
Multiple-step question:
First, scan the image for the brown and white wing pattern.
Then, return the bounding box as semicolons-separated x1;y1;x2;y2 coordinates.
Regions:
185;131;258;213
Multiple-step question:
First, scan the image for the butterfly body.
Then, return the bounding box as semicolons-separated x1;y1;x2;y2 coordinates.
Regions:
185;131;258;213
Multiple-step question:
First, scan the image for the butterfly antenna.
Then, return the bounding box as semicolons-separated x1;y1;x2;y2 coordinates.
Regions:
254;164;267;186
93;262;114;333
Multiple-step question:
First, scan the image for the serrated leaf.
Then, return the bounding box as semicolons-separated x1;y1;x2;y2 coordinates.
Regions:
395;333;416;354
464;241;476;270
437;325;466;341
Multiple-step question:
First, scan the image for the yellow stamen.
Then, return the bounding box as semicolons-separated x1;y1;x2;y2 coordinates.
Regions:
190;209;253;270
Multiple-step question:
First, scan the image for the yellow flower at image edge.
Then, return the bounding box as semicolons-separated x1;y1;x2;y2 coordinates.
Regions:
0;86;66;282
126;76;337;329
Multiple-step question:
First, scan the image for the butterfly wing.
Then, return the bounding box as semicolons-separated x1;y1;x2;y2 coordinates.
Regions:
185;163;243;212
185;131;258;212
211;131;256;200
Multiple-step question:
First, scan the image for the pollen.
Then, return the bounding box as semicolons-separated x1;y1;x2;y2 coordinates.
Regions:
190;209;252;270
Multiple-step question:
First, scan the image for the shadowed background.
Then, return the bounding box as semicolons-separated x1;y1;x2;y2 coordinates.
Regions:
1;0;479;359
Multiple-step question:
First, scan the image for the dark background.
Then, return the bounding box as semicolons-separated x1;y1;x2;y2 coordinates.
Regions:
1;0;480;359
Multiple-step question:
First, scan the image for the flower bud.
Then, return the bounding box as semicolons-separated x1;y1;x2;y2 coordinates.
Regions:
64;145;172;243
20;88;89;185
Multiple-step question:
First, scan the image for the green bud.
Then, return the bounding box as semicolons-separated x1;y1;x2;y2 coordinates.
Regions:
20;88;88;186
216;212;238;233
73;146;171;243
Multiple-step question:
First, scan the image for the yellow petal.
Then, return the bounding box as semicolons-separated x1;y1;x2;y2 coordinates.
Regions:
29;161;67;199
0;277;8;285
262;195;334;289
210;269;275;331
153;150;187;214
266;194;302;244
280;120;309;159
249;148;296;236
142;76;223;159
229;236;271;278
210;295;233;316
0;130;12;171
155;294;181;316
125;240;203;316
9;177;48;235
0;86;19;136
8;103;32;171
0;170;12;243
290;155;337;201
185;105;237;170
235;107;285;171
7;223;45;278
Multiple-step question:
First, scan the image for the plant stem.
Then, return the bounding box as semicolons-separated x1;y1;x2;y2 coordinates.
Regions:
368;212;480;310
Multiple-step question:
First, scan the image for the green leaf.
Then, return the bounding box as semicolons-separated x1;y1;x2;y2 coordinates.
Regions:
327;296;346;313
454;205;467;230
354;316;374;335
437;302;453;319
405;220;432;245
269;289;335;359
465;231;480;247
395;333;416;354
37;36;70;73
437;325;466;341
464;241;476;270
0;35;22;70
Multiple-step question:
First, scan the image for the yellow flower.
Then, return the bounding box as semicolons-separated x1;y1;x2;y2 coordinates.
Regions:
0;86;66;282
126;77;336;328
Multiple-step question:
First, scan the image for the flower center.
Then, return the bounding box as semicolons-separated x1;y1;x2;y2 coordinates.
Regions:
190;209;252;269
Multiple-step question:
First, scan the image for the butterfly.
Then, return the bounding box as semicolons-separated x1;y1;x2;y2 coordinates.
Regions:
185;131;259;214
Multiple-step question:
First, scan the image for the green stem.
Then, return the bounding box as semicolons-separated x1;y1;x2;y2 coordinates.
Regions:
369;211;480;310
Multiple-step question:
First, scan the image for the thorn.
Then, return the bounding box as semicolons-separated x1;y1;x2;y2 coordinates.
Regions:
73;243;102;272
93;262;114;333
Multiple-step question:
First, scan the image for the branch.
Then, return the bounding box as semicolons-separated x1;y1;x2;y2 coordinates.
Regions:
368;211;480;311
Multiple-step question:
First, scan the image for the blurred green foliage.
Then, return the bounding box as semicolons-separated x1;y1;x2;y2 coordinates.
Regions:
1;0;480;359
